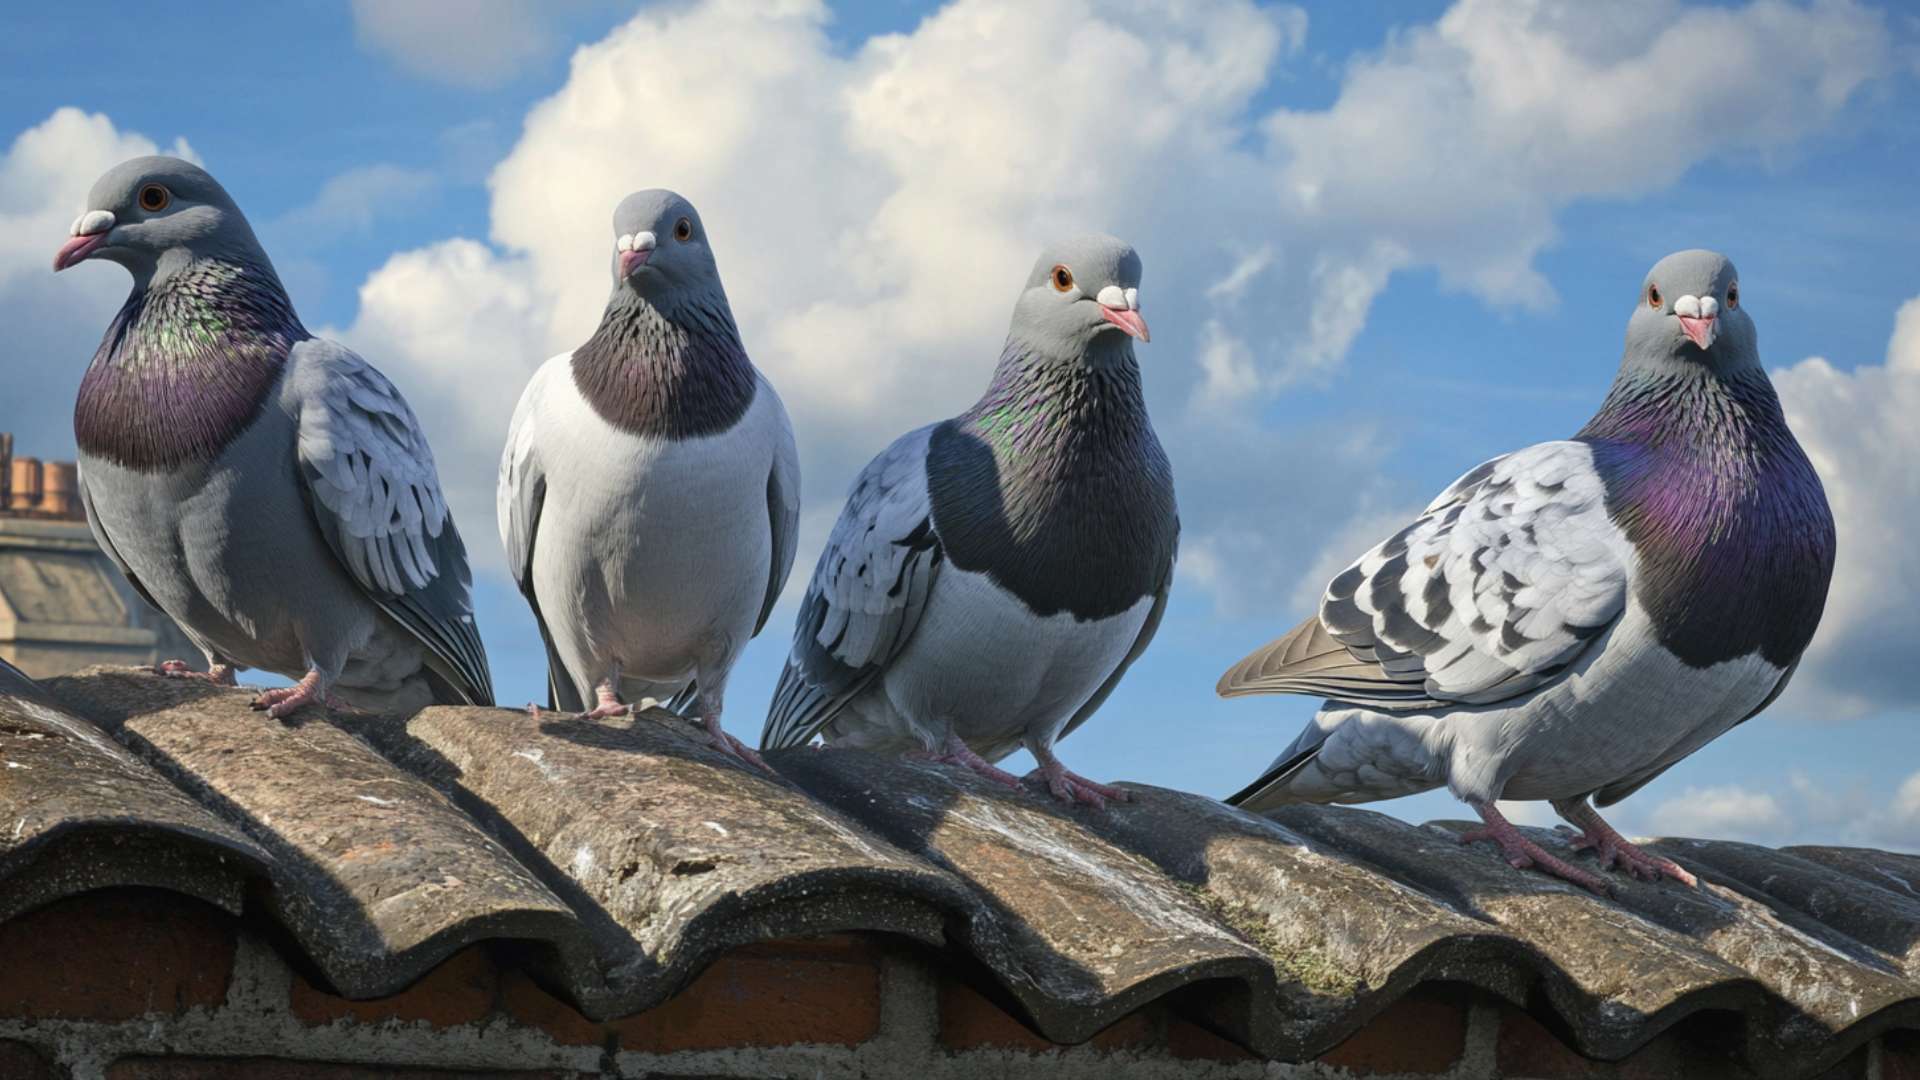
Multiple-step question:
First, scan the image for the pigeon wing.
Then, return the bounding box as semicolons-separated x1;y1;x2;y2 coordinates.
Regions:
1219;441;1629;710
762;425;942;750
496;356;581;711
1056;523;1178;744
289;338;494;706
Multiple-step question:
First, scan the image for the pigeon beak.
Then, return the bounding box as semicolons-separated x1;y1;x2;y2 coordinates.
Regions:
1672;293;1719;351
618;230;658;278
54;210;116;272
1096;285;1149;342
1677;315;1717;350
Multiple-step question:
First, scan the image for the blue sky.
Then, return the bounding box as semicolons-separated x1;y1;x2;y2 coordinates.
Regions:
5;0;1918;849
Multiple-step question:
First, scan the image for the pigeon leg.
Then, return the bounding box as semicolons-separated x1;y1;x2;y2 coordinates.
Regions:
1028;746;1132;809
1459;801;1611;895
907;735;1025;791
153;659;238;686
1552;797;1699;887
248;669;341;721
578;679;633;721
695;707;773;774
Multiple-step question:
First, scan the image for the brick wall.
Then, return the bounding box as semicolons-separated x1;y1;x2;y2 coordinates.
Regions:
0;889;1898;1079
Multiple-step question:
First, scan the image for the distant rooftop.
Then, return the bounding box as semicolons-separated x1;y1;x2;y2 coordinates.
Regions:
0;432;84;523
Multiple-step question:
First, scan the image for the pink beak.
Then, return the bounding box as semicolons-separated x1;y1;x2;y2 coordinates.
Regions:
1100;306;1150;342
619;249;651;277
1677;314;1717;350
54;233;109;272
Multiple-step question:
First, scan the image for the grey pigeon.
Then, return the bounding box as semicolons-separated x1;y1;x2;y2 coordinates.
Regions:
497;189;798;770
762;235;1178;807
57;156;492;717
1218;250;1834;892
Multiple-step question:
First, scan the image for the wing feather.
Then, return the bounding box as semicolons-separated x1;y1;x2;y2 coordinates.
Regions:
1219;442;1629;710
761;426;940;750
290;338;493;706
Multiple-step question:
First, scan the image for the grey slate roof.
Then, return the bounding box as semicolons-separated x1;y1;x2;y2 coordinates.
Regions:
3;660;1918;1078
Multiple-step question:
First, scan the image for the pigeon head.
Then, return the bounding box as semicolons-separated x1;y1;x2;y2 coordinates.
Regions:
54;156;268;287
608;189;722;304
1008;235;1148;358
1623;249;1755;373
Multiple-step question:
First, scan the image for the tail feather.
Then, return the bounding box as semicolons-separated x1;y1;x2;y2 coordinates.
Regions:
1225;736;1327;813
1217;616;1441;711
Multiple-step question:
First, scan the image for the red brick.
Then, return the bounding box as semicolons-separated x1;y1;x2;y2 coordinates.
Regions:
290;947;496;1028
1166;1017;1259;1062
106;1060;570;1079
1492;1005;1814;1079
0;1040;61;1080
502;934;882;1051
0;889;234;1021
1318;986;1467;1075
938;980;1056;1052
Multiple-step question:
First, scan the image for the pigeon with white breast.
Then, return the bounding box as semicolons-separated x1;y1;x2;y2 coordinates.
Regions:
762;235;1177;807
57;156;493;717
1218;250;1834;892
498;189;798;770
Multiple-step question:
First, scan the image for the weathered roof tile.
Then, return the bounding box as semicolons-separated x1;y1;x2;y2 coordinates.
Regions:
3;663;1917;1077
0;661;266;923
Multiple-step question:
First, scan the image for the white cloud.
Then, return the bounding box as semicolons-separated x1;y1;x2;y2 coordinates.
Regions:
1643;784;1791;844
1772;295;1920;718
273;163;439;238
333;0;1897;611
0;108;195;461
347;0;582;88
1629;771;1920;852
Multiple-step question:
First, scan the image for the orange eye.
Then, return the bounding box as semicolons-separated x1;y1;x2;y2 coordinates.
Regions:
1646;284;1662;309
674;217;693;242
137;184;171;212
1050;265;1074;292
1726;282;1739;309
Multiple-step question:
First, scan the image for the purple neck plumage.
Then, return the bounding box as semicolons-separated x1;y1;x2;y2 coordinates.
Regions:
929;338;1178;619
74;257;306;472
1577;364;1835;668
570;290;756;438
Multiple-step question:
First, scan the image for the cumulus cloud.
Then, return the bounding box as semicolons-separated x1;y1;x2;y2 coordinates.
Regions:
330;0;1895;611
1772;296;1920;718
1632;771;1920;851
273;164;440;238
0;108;195;460
347;0;585;88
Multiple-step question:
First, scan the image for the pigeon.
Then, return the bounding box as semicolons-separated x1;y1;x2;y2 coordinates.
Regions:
762;235;1178;807
1218;250;1834;893
497;189;799;771
57;156;493;718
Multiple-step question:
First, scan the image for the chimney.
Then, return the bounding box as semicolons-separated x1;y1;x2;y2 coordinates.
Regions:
41;461;79;520
9;456;41;513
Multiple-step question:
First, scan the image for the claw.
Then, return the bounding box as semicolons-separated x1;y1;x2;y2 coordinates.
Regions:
1031;749;1132;809
248;670;339;721
1555;798;1699;887
1462;802;1613;896
908;735;1025;791
701;715;773;774
152;660;236;686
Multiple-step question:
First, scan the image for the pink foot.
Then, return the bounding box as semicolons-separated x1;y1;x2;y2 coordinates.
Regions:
248;671;340;720
908;736;1025;792
1031;752;1132;809
1554;799;1699;887
700;714;772;774
1461;802;1612;896
153;660;237;686
577;683;633;721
